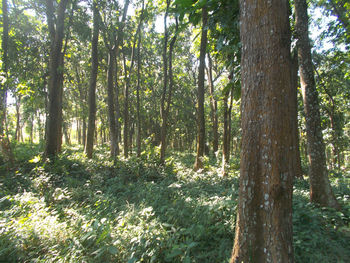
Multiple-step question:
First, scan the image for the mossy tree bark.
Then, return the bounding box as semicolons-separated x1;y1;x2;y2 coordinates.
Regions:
231;0;294;261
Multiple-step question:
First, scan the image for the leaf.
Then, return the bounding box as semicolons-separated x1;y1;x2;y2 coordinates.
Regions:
233;84;241;101
108;246;118;255
187;241;198;249
166;247;182;259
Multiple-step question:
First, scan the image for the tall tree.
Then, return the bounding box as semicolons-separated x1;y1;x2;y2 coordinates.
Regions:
44;0;69;157
294;0;340;209
231;0;294;261
101;0;129;158
85;0;100;158
194;5;208;171
160;0;178;164
206;53;218;154
0;0;9;136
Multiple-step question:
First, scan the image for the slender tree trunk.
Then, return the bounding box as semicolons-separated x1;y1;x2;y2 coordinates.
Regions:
295;0;340;209
45;0;69;158
194;6;208;171
160;1;169;163
231;0;294;261
85;0;99;158
160;1;178;164
0;0;9;136
222;92;229;174
107;49;118;157
116;0;130;146
291;52;303;178
123;54;130;158
15;96;21;141
57;53;64;152
136;30;142;157
206;53;218;154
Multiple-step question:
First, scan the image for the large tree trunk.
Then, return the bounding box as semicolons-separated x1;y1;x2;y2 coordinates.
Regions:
45;0;69;158
194;6;208;171
85;0;99;159
231;0;294;262
295;0;340;209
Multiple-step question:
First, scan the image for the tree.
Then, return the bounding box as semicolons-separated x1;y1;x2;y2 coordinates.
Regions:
231;0;294;261
101;0;129;158
44;0;69;157
0;0;9;136
160;0;179;164
85;0;100;158
295;0;340;209
206;53;219;154
194;5;208;171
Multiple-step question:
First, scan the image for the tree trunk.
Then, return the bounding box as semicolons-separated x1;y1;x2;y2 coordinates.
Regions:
231;0;294;262
222;92;229;175
136;28;142;157
295;0;340;209
15;96;21;142
0;0;9;136
45;0;69;158
115;0;130;148
291;52;303;178
107;49;119;157
206;53;218;154
85;0;99;158
160;1;178;164
123;54;130;158
194;6;208;171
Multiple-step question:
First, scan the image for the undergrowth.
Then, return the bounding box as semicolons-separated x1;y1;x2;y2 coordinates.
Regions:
0;144;349;262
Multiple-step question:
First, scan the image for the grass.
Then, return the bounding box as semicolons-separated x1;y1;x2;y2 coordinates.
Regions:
0;144;349;262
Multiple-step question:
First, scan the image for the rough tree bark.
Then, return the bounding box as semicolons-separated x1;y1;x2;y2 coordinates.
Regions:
45;0;69;158
85;0;99;159
194;6;208;171
231;0;294;262
295;0;340;209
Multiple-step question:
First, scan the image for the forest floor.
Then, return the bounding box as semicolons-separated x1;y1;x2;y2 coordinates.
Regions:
0;143;349;263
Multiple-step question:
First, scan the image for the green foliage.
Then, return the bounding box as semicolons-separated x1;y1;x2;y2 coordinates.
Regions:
1;145;350;262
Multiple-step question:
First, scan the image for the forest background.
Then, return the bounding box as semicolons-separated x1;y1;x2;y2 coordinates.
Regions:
0;0;349;262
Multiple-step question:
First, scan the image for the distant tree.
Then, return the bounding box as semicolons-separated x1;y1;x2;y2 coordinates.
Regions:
0;0;9;136
231;0;294;261
45;0;70;158
160;0;179;164
194;5;208;171
206;53;219;154
295;0;340;209
85;0;100;158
